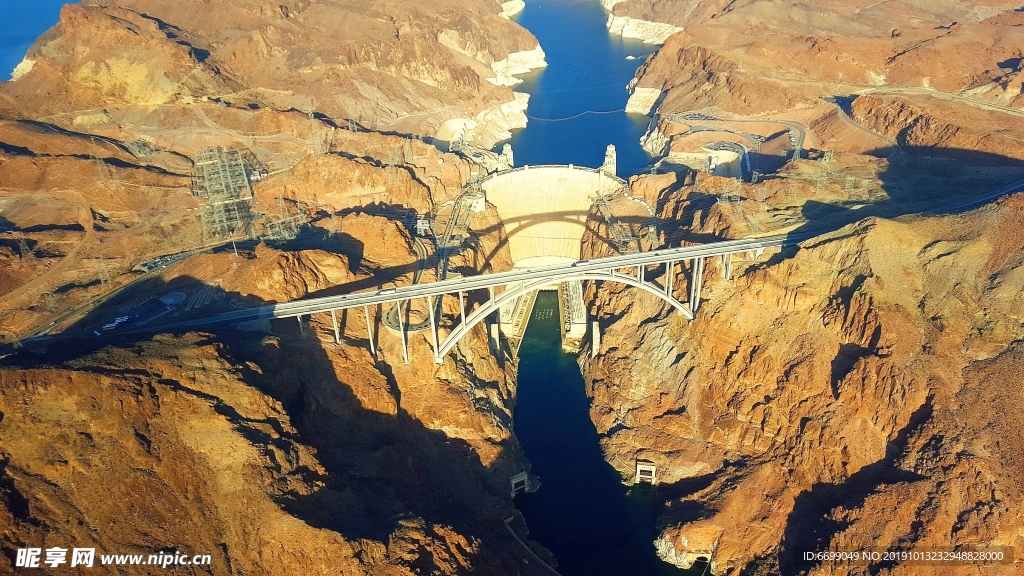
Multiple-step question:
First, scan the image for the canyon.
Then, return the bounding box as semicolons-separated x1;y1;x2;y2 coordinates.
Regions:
3;0;1024;575
583;0;1024;574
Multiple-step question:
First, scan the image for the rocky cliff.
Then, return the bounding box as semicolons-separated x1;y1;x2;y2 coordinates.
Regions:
590;2;1024;555
0;1;554;573
578;172;1024;573
621;0;1024;149
1;0;545;146
0;191;548;575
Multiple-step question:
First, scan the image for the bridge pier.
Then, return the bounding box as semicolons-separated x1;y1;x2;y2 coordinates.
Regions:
459;291;467;327
363;304;376;357
666;260;675;296
331;310;340;344
689;257;705;314
297;315;305;336
396;300;409;364
427;295;441;364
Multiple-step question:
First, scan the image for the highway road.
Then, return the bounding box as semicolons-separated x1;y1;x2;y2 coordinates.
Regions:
383;238;435;332
944;177;1024;212
151;232;814;332
10;238;245;347
834;105;902;159
859;87;1024;120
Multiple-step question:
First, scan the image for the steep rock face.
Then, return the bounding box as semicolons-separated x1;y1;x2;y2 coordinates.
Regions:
0;221;532;574
0;342;370;575
851;94;1024;163
631;43;813;115
1;4;235;111
269;153;436;214
622;1;1024;116
220;244;357;302
2;1;541;138
0;328;524;575
579;188;1024;573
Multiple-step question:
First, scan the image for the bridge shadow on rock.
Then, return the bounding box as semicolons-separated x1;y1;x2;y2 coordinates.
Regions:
786;146;1024;241
268;224;367;275
776;399;932;576
463;207;732;271
1;275;534;574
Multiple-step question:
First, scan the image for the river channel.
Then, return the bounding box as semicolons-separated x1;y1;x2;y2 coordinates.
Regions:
505;4;702;574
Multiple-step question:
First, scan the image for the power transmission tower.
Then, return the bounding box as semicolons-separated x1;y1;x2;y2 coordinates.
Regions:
95;257;110;284
17;238;34;261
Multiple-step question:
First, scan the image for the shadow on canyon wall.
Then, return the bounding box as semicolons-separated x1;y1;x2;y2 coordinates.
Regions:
3;144;1022;572
776;400;933;575
739;146;1024;274
1;267;531;573
790;146;1024;239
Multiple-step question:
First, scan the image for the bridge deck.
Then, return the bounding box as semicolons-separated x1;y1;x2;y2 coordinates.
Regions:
157;232;809;332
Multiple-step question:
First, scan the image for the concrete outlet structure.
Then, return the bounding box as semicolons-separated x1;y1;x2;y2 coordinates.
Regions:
635;460;657;485
509;471;531;497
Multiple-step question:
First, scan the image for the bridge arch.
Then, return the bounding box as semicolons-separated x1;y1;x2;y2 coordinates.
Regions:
435;270;694;360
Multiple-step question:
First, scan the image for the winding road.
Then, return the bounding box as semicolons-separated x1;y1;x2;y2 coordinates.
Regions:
859;87;1024;120
663;112;808;154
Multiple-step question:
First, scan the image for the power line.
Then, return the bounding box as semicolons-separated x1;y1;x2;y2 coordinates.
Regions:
526;107;627;122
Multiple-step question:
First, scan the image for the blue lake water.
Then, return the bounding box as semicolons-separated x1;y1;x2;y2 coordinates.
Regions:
502;0;657;177
0;0;71;80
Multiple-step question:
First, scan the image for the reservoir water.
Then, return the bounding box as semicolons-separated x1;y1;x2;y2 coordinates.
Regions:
503;0;657;176
0;0;71;80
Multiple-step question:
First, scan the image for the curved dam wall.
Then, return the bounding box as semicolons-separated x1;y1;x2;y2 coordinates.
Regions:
481;165;625;266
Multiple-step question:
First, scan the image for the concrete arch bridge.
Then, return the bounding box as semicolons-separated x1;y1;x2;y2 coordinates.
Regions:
176;158;806;363
183;233;806;363
383;156;657;351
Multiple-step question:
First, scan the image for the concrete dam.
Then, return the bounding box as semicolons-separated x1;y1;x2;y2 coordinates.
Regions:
482;163;624;267
380;145;637;355
480;151;629;354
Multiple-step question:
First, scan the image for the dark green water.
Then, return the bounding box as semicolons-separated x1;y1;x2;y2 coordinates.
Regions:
501;0;657;176
515;294;702;576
